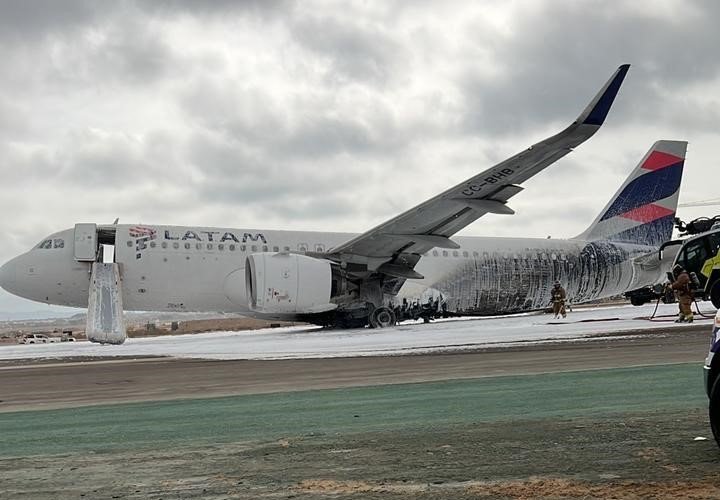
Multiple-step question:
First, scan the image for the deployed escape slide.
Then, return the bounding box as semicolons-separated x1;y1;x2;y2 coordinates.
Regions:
74;223;126;344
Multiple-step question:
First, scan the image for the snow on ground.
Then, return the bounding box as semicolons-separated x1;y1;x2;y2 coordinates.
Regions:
0;303;715;361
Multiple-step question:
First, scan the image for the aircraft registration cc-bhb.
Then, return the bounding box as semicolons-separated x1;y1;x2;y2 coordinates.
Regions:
0;64;688;344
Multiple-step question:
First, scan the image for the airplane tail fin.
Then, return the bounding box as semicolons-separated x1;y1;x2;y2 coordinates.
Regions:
575;140;688;247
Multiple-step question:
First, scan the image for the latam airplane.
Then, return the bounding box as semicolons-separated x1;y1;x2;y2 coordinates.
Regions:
0;64;684;343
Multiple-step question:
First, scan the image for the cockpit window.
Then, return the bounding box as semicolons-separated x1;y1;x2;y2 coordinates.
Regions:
36;238;65;249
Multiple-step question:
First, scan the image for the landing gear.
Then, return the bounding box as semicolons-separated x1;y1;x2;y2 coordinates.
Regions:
369;306;397;328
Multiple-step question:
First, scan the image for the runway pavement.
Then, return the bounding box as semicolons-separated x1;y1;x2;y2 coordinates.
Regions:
0;325;710;412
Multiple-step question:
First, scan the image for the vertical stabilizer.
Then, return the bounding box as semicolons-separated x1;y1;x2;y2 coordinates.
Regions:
575;140;687;247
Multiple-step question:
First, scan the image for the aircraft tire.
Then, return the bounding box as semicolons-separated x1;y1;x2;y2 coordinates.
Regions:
710;375;720;449
710;280;720;309
369;307;396;328
629;296;646;306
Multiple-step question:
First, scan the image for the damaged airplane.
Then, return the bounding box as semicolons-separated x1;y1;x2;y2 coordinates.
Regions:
0;64;684;343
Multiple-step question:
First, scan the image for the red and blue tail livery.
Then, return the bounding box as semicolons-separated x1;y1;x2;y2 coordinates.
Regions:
577;140;687;247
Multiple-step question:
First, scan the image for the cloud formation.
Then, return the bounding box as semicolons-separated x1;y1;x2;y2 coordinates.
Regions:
0;0;718;312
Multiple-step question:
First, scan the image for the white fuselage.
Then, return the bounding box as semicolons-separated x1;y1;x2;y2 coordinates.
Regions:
0;224;664;318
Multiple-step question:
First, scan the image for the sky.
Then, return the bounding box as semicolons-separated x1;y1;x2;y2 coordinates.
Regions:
1;0;719;315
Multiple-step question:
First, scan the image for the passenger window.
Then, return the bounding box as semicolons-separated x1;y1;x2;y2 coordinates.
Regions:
473;251;479;257
298;244;308;252
150;241;157;248
218;244;224;251
251;245;257;252
161;242;168;249
229;244;236;251
315;244;325;252
196;243;202;250
241;245;246;252
273;246;279;252
173;242;179;250
432;250;439;257
442;251;448;257
262;245;268;252
207;243;213;250
463;251;469;258
453;250;459;257
283;246;290;252
184;243;191;250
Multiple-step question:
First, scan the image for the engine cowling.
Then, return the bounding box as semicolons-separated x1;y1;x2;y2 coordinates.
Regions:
245;253;337;315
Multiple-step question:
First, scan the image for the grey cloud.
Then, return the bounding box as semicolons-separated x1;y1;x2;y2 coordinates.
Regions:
289;14;407;86
0;0;100;42
181;80;404;160
458;0;720;136
142;0;294;19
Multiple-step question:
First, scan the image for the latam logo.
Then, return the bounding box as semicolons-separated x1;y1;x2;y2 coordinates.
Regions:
130;226;157;260
130;227;269;260
163;230;267;244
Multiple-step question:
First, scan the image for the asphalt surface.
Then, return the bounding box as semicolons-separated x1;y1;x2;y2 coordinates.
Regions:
0;326;711;412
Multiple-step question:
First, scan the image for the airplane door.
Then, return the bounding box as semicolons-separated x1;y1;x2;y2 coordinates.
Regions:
74;223;98;261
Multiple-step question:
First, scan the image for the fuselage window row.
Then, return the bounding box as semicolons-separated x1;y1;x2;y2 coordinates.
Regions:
125;241;307;254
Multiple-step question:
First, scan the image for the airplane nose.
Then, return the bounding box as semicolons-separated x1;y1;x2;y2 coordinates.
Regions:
0;258;16;293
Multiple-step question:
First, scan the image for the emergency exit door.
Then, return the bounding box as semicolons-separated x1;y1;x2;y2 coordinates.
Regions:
74;223;97;261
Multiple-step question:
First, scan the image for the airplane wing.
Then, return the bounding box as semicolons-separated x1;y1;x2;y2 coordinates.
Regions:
326;64;630;279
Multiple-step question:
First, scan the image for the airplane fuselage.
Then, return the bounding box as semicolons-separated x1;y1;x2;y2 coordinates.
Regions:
0;224;662;319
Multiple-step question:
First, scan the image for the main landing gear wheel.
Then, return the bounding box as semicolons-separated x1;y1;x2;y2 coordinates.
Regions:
369;307;396;328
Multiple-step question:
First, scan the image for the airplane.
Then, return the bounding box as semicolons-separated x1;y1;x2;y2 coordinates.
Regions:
0;64;682;344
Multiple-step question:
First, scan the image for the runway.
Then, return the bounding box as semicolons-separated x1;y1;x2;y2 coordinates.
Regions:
0;323;710;412
1;304;717;499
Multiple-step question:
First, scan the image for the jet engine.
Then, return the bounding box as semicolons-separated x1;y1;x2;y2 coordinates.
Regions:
245;253;338;315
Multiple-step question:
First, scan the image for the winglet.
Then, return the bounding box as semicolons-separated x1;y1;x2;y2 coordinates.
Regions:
575;64;630;126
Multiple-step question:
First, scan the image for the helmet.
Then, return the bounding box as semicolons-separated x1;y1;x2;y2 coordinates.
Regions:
553;280;561;286
672;264;685;277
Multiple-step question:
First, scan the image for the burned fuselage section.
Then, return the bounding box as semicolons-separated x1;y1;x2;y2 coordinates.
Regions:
405;237;663;315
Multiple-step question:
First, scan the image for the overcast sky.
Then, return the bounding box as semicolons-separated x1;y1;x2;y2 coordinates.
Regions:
1;0;719;315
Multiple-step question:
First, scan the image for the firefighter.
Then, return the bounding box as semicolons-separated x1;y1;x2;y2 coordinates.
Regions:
551;280;567;319
671;264;694;323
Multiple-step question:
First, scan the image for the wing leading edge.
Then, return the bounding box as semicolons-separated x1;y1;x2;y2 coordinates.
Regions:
327;64;630;276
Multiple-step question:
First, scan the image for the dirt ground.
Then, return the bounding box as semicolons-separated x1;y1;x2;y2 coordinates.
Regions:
1;408;718;499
